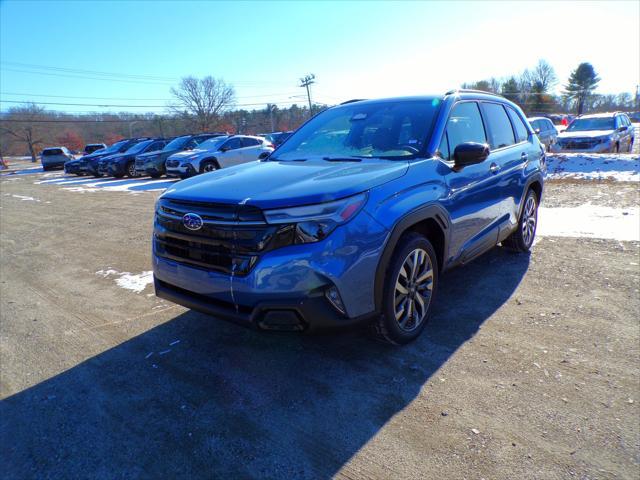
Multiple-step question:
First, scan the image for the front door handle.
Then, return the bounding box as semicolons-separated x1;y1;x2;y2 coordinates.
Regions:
521;152;529;162
489;162;500;174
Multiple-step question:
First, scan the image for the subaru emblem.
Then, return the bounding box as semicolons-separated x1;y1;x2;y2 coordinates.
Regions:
182;213;203;231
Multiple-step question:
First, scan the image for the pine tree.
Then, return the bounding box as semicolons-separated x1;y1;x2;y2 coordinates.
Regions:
564;63;600;115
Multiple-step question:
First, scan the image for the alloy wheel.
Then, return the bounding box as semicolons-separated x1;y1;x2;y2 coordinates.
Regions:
521;194;537;247
204;163;216;172
394;248;434;332
128;163;136;177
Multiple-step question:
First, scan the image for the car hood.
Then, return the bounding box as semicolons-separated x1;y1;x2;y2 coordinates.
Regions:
558;129;614;139
161;158;409;209
167;149;208;160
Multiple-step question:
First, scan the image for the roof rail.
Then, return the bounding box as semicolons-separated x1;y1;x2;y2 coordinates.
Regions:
445;88;505;97
340;99;366;105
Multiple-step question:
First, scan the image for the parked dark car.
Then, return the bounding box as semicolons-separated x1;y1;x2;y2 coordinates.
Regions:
264;131;293;147
83;143;106;155
135;133;225;178
98;139;167;178
528;116;558;151
85;137;151;177
41;147;74;171
153;90;545;345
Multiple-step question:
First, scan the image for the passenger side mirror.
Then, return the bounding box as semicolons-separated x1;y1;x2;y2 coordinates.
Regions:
453;142;490;171
258;151;270;160
219;146;229;152
617;126;626;132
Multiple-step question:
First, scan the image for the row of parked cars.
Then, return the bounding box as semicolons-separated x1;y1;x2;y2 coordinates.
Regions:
528;111;635;153
41;132;293;179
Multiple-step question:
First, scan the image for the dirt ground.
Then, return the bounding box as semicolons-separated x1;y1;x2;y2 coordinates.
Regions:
1;164;638;479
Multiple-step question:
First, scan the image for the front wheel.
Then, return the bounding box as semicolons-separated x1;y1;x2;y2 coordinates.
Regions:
373;232;438;345
126;161;137;178
200;160;218;173
503;189;538;252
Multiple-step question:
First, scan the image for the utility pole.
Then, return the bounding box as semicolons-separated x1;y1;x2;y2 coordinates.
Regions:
299;74;315;116
267;104;276;132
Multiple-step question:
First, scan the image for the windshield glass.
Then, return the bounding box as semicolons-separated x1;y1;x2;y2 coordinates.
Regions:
163;135;190;151
567;117;615;131
272;99;441;160
197;137;228;150
125;140;153;154
101;140;129;154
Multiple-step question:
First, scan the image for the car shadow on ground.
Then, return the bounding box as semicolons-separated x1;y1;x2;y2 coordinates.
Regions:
1;248;529;479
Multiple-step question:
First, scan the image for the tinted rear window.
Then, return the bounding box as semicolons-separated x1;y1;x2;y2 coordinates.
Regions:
43;149;63;156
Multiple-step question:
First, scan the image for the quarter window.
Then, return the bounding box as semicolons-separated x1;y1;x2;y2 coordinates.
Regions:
445;102;487;158
507;107;529;143
483;103;515;149
438;132;450;160
241;137;260;147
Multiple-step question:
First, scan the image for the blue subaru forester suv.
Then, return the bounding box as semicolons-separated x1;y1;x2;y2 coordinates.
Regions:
153;90;545;344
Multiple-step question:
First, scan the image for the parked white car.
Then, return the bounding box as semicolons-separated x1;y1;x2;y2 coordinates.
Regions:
165;135;274;178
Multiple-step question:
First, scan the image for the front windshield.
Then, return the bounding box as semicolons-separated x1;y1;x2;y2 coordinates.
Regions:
567;117;615;132
273;99;441;160
197;137;228;150
101;140;128;154
125;140;153;154
163;135;190;151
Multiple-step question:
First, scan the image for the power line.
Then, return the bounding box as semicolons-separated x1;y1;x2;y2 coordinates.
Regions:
0;91;303;101
0;99;317;108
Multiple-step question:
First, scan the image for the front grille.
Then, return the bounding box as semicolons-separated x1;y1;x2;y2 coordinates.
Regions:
154;198;294;275
166;159;179;167
562;138;598;149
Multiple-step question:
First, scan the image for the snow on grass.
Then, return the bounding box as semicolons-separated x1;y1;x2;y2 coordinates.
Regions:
96;269;154;293
546;153;639;182
538;204;639;241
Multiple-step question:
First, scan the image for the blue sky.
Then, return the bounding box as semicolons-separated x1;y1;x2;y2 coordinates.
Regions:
1;0;638;114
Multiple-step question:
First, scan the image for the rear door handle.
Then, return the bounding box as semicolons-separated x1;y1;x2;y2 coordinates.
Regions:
489;162;500;174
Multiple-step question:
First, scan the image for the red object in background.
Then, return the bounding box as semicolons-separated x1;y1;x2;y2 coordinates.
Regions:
561;117;568;126
56;130;84;151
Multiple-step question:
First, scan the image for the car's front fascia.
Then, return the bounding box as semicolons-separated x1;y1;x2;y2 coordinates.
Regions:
552;131;616;153
165;150;207;178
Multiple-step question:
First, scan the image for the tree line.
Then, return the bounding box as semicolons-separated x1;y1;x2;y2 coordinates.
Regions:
1;61;637;160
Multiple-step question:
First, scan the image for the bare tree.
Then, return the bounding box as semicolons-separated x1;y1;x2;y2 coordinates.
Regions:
0;104;48;162
170;76;235;132
532;60;557;93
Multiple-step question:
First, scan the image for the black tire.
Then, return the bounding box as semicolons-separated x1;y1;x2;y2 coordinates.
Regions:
613;143;619;154
200;159;218;174
503;189;538;252
149;172;161;179
372;232;438;345
628;138;634;153
113;173;124;179
126;161;137;178
42;166;49;172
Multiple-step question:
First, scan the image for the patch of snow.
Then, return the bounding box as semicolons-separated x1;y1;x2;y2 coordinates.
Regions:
537;204;639;241
95;269;154;293
6;194;40;202
546;153;639;182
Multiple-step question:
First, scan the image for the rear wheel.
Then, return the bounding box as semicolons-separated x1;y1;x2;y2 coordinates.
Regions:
373;232;438;345
149;172;161;179
503;189;538;252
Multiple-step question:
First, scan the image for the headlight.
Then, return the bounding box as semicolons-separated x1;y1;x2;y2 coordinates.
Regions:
264;193;367;243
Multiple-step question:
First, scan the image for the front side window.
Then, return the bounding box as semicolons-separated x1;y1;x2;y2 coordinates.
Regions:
445;102;487;155
222;138;242;150
272;99;441;160
125;140;153;154
482;103;515;149
164;136;190;151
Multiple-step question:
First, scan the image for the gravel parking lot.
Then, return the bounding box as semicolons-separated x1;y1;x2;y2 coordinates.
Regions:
1;162;638;479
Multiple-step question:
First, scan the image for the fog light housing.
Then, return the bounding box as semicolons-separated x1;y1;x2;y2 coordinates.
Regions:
325;286;346;315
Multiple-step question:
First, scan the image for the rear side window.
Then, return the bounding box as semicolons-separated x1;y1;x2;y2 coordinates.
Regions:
507;108;529;142
445;102;487;158
482;103;515;149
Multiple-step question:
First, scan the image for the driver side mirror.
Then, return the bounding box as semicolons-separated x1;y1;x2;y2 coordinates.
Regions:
453;142;490;171
258;151;270;160
219;146;229;153
617;126;626;132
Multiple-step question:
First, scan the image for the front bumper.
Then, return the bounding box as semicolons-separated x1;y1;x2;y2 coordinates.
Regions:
152;209;389;331
64;163;84;174
135;160;164;176
166;164;196;178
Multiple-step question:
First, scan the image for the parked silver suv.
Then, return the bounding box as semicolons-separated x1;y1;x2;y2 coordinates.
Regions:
165;135;274;178
554;112;635;153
